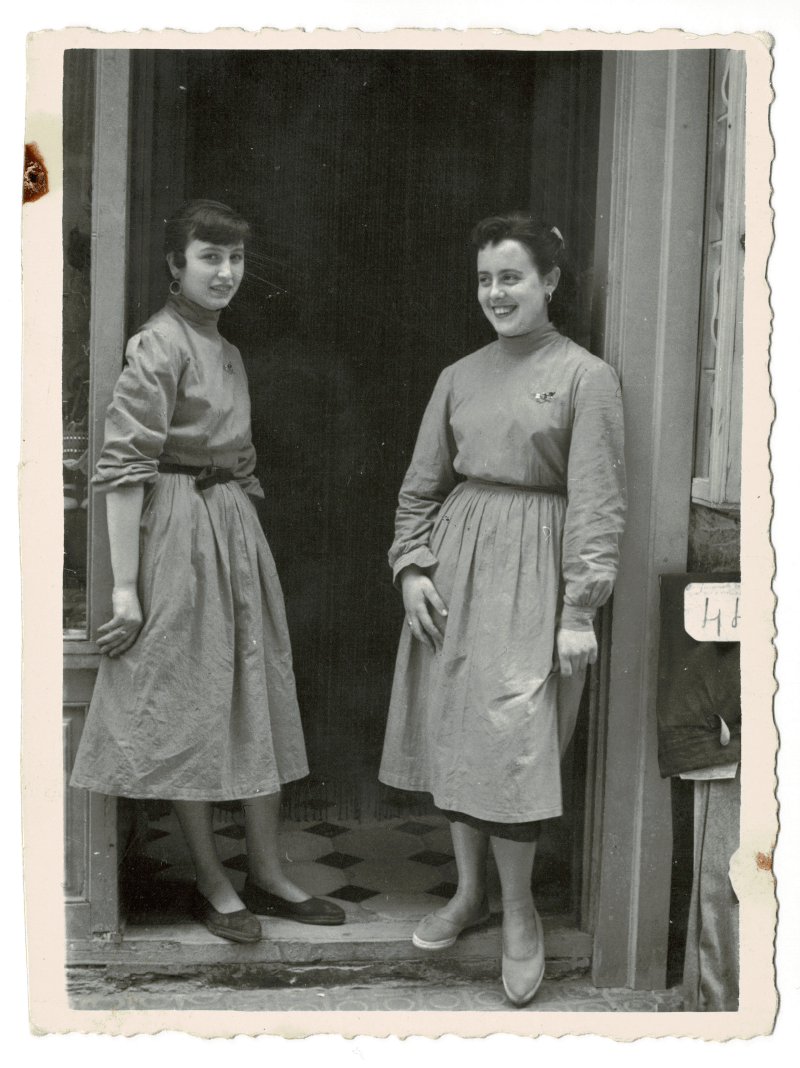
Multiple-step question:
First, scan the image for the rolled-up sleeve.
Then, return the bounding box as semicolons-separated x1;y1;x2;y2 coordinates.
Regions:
560;361;627;630
92;330;181;491
233;442;264;499
389;367;458;583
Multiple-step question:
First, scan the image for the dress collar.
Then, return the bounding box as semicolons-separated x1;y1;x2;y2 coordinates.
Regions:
495;320;560;357
166;292;222;328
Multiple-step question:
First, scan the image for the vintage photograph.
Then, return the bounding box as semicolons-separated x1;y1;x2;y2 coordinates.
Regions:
23;28;775;1037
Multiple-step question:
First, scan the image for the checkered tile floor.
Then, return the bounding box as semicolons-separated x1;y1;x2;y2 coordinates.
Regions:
120;808;573;926
122;810;473;925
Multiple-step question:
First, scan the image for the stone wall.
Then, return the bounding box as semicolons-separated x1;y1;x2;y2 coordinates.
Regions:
686;502;741;573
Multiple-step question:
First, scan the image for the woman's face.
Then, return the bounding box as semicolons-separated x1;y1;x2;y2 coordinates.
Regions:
168;238;245;310
477;239;559;337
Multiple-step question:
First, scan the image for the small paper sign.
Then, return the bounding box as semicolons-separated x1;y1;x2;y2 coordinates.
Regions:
684;582;741;642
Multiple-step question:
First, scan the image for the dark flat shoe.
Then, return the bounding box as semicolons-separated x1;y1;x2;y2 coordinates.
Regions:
190;888;262;944
241;877;346;926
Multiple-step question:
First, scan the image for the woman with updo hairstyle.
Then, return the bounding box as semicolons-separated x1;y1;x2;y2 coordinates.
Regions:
71;200;345;940
379;212;626;1005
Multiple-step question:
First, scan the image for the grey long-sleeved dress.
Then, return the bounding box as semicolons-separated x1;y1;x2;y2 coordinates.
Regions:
70;294;309;800
378;323;626;823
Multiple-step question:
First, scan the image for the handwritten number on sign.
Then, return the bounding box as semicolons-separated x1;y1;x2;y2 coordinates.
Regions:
684;583;741;643
702;597;722;637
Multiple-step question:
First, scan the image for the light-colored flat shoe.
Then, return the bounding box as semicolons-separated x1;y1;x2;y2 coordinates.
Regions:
502;906;545;1007
412;895;491;950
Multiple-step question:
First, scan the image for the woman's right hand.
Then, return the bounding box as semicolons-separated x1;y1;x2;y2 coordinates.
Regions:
400;565;448;653
96;585;143;658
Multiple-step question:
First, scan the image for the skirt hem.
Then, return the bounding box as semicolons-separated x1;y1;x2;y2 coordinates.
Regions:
378;773;563;824
69;767;310;801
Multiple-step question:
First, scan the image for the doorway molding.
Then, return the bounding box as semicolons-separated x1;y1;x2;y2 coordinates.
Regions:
589;48;710;989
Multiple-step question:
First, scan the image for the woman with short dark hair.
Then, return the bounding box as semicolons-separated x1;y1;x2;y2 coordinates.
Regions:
380;213;626;1004
71;200;345;941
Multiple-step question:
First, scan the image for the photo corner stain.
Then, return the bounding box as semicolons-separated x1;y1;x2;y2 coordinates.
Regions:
23;142;48;203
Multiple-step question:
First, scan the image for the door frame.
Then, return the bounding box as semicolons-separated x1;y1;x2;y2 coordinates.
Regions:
63;47;131;941
588;48;710;989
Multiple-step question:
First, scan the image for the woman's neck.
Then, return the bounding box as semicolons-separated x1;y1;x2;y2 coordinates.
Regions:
167;291;222;327
496;319;559;356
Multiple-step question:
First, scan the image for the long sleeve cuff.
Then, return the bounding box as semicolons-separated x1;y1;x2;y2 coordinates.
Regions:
559;604;597;631
238;474;264;499
391;545;439;586
92;463;159;491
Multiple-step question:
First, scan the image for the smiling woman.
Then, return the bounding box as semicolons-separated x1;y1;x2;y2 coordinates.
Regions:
164;199;249;308
379;211;627;1006
69;198;346;941
477;240;560;337
168;240;245;310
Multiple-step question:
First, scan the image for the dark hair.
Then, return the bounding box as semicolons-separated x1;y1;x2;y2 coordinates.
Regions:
471;212;577;334
164;199;251;270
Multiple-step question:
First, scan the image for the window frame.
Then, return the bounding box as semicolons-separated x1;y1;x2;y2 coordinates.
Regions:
691;49;746;512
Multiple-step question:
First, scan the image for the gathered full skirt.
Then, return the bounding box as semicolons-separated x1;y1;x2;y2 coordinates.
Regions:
70;475;309;800
379;480;572;823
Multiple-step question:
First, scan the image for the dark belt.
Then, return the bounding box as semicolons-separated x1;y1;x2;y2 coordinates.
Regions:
465;477;567;497
158;461;236;491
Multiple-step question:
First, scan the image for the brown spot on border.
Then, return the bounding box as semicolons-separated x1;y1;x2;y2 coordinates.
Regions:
23;142;48;203
755;850;772;872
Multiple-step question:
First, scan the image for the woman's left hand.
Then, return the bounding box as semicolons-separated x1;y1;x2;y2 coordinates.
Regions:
96;586;143;658
556;627;597;676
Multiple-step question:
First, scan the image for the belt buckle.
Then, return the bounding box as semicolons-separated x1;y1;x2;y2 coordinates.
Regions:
195;465;220;491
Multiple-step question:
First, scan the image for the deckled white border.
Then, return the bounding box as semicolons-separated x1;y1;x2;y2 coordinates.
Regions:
20;19;778;1046
7;4;798;1055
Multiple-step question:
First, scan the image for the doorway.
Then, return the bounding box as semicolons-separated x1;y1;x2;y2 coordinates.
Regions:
118;47;603;927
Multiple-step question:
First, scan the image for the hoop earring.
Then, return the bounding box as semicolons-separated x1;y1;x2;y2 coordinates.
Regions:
169;279;182;296
545;291;552;304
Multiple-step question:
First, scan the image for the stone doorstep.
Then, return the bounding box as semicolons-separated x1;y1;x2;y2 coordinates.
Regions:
67;913;592;983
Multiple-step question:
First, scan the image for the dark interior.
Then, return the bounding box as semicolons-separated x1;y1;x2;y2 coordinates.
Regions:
122;48;603;918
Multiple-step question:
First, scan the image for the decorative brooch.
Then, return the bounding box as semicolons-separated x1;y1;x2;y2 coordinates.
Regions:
533;391;556;403
224;361;235;375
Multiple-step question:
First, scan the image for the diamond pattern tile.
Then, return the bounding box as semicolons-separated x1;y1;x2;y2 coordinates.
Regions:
358;891;450;921
409;849;454;867
276;830;333;862
334;828;419;861
327;884;380;904
352;859;441;895
304;822;349;838
276;860;347;896
221;852;250;872
421;827;457;854
395;821;437;836
126;807;473;929
215;823;246;840
315;851;363;870
425;881;459;899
